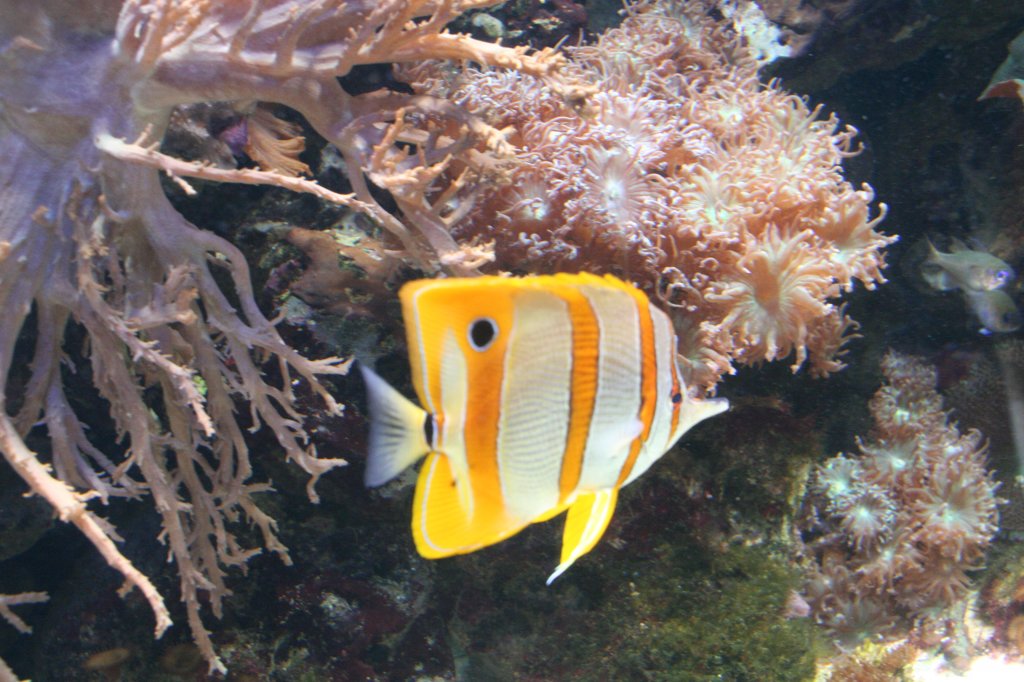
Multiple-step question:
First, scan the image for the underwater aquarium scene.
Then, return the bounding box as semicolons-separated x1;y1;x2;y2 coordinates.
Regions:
4;0;1024;679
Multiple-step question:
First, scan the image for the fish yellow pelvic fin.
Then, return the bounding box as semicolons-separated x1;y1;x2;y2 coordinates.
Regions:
360;363;431;487
547;489;619;585
413;452;525;559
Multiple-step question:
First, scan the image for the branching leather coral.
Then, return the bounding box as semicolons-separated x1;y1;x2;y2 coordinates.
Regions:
0;0;572;674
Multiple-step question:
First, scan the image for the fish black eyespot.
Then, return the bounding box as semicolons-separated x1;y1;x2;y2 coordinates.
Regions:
424;414;438;450
468;317;498;351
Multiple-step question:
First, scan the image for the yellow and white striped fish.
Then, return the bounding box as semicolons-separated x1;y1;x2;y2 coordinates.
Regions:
360;273;728;582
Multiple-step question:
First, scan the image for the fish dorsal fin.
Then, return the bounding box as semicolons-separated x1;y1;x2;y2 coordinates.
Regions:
949;237;971;253
674;396;730;443
360;363;430;487
546;489;619;585
412;452;526;559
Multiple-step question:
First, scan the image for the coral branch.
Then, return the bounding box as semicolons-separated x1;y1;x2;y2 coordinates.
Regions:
96;131;377;216
0;416;172;638
0;593;49;635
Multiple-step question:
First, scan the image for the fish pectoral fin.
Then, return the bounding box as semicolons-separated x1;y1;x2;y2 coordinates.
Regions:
360;362;430;487
413;453;523;559
920;267;955;291
613;418;645;451
547;489;619;585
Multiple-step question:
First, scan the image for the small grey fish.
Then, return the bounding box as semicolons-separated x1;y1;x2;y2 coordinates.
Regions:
964;288;1022;334
920;238;1015;292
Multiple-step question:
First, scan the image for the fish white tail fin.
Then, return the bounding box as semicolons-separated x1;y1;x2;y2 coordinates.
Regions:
360;363;431;487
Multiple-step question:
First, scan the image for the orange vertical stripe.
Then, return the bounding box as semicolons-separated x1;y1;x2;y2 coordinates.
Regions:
401;278;517;513
452;295;514;513
616;295;659;487
668;348;683;438
462;340;506;510
558;285;601;500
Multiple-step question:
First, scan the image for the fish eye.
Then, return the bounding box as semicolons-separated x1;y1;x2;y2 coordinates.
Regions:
671;391;683;405
468;317;498;351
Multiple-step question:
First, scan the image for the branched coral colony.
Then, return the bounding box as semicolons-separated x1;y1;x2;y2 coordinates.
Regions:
0;0;579;673
0;0;894;675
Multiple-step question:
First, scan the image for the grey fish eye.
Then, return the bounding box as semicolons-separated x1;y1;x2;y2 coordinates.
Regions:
468;317;498;350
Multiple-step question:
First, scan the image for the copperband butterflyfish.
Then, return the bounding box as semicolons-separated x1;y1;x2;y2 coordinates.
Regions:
361;273;728;583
